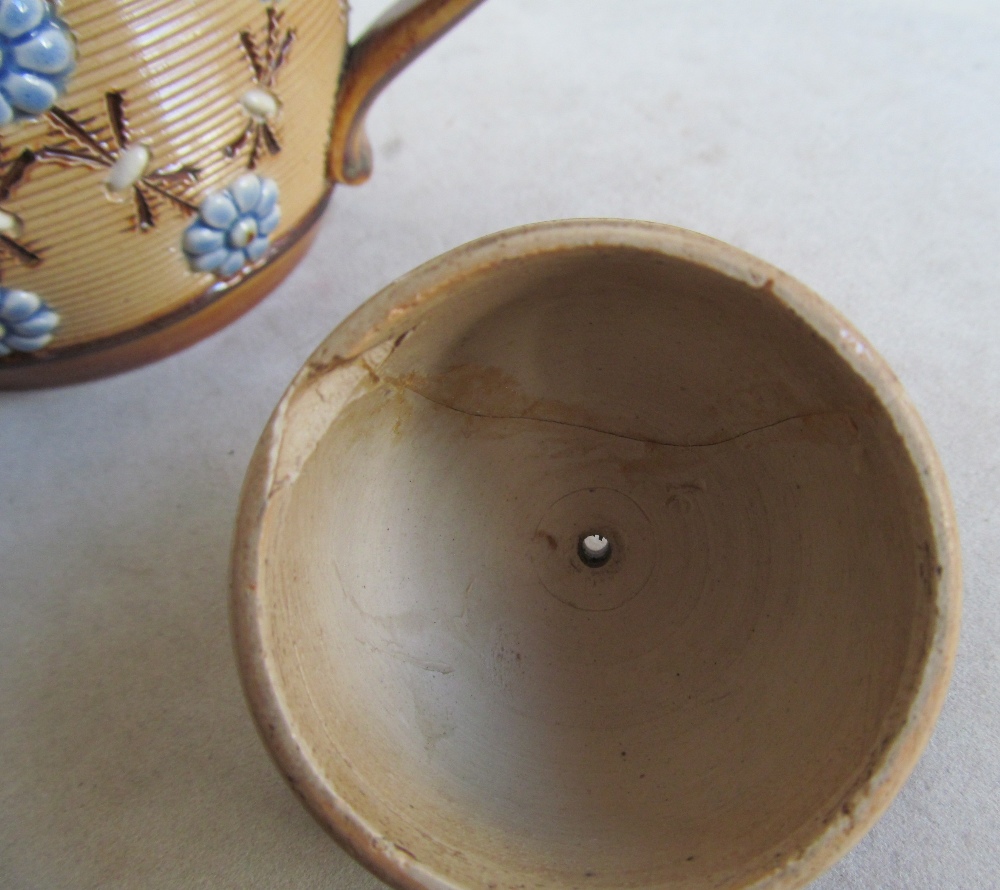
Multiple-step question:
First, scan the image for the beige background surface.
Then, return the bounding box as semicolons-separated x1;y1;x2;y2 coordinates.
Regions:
1;1;998;887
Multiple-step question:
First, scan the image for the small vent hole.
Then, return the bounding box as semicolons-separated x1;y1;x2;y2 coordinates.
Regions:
578;533;612;568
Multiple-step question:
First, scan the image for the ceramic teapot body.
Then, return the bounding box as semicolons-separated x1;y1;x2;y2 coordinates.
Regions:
0;0;483;388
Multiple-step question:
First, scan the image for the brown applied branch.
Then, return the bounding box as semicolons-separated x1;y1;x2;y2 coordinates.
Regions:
40;93;199;232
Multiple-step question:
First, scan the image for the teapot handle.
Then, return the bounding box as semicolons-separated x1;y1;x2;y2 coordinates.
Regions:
328;0;487;185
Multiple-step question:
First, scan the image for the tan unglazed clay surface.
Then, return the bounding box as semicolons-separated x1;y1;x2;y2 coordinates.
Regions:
232;222;959;890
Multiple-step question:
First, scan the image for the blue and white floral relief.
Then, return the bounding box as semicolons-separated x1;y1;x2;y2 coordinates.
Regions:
0;0;76;125
182;173;280;278
0;284;58;354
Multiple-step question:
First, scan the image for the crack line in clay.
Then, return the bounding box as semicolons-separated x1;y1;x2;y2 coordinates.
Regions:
386;379;849;450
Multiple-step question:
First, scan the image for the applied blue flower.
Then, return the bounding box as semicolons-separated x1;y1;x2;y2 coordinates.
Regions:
0;0;76;125
182;173;280;279
0;285;58;354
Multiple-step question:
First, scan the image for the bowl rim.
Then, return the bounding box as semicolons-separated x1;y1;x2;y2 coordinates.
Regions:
230;218;961;890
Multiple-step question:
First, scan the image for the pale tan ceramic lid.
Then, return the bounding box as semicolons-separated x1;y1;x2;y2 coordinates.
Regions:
231;220;960;890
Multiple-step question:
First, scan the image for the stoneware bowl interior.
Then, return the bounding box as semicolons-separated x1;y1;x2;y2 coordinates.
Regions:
232;221;959;890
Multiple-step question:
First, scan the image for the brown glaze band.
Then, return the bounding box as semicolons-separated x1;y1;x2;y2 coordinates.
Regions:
0;186;334;390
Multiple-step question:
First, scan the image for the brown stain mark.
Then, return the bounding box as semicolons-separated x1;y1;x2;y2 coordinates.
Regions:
304;351;376;386
536;529;559;551
918;540;938;599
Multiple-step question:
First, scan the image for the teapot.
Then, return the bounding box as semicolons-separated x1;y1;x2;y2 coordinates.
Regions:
0;0;484;388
